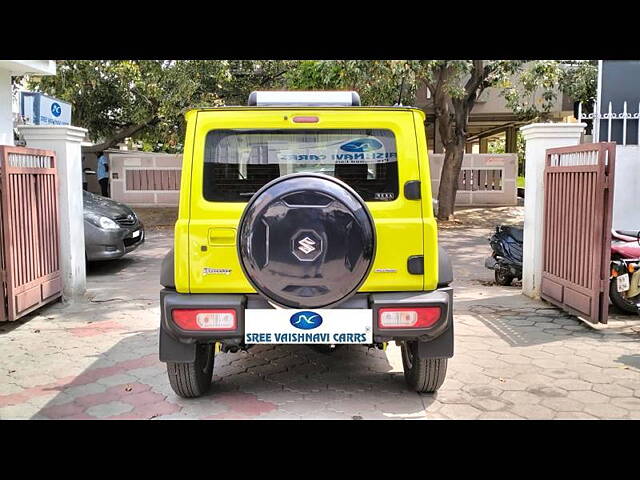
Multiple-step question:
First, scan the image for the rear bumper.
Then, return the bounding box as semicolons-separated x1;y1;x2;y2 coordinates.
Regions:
159;288;454;362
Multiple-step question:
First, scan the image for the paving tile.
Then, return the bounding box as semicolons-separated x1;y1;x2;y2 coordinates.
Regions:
583;403;629;419
124;401;182;419
0;404;40;419
610;396;640;411
471;397;513;412
591;383;634;398
540;397;585;412
500;390;544;405
566;390;609;404
511;404;555;419
478;411;524;420
552;379;592;391
439;404;482;419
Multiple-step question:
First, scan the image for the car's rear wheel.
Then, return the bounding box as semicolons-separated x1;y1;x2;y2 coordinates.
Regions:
167;343;215;398
401;341;447;393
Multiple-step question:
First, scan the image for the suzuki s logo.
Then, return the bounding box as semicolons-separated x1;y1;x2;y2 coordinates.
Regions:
298;236;316;254
340;138;383;153
292;230;323;262
290;311;323;330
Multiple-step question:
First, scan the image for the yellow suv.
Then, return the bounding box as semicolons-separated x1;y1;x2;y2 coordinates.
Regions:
160;91;454;398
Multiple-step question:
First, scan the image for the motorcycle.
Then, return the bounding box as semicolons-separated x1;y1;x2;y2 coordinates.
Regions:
610;229;640;314
485;225;523;286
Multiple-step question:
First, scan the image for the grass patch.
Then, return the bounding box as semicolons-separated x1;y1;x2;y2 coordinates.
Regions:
517;176;525;189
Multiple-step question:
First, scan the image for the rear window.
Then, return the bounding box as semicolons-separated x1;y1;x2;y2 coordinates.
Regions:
203;129;399;202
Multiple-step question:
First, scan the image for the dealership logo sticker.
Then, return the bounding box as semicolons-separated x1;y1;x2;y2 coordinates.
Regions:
290;311;323;330
51;102;62;117
340;138;383;153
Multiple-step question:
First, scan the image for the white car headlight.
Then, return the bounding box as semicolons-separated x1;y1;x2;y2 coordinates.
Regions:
99;216;119;230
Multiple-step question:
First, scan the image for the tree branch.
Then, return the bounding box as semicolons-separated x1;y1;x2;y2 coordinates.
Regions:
82;117;160;152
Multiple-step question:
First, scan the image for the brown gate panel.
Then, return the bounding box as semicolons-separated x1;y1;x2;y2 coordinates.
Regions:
541;143;615;324
0;146;62;321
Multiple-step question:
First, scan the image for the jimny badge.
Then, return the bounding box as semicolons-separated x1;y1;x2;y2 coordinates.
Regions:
203;267;231;276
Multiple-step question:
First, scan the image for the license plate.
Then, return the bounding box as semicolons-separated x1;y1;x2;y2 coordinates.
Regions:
617;273;630;292
131;230;140;238
244;309;372;344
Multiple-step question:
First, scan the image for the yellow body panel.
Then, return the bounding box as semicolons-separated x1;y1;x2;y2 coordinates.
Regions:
174;107;439;294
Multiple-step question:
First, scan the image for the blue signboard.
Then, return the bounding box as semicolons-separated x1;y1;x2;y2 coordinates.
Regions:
20;92;72;126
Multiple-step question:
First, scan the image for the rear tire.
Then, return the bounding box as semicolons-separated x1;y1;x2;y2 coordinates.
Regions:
167;343;215;398
401;341;448;393
609;279;640;315
495;268;514;286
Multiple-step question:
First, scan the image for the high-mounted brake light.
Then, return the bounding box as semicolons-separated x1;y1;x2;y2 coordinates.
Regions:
172;309;236;331
293;116;319;123
378;307;441;329
248;91;360;107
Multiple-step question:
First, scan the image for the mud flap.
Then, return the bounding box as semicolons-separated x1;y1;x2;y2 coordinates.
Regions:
159;326;196;363
417;321;454;358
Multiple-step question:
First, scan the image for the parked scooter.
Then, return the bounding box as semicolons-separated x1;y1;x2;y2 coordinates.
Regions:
610;230;640;314
485;225;523;286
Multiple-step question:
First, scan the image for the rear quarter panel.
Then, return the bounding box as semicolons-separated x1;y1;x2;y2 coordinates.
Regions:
413;110;439;290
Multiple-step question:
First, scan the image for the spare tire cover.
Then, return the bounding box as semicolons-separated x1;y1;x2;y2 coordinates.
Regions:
238;173;375;309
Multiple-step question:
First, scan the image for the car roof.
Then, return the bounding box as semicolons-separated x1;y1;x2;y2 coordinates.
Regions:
188;105;425;114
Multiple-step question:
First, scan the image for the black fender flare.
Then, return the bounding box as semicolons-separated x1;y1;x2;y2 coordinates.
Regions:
438;246;453;288
160;248;175;289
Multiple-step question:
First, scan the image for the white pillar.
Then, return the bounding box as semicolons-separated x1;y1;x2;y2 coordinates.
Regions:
519;122;586;299
17;125;88;299
0;69;13;146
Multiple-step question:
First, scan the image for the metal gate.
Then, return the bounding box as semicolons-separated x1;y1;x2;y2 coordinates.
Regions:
541;142;615;324
0;146;62;321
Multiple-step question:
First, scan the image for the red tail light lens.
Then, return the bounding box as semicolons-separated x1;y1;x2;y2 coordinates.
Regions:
172;309;236;331
378;307;441;329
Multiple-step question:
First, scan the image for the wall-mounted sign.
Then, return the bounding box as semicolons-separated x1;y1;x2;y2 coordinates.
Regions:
20;91;72;126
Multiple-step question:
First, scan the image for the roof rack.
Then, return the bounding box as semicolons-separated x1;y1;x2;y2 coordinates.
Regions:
247;91;361;107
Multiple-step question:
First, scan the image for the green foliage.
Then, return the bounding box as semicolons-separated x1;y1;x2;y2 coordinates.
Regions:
559;60;598;105
517;130;526;177
285;60;415;106
24;59;597;154
27;60;293;152
487;137;505;154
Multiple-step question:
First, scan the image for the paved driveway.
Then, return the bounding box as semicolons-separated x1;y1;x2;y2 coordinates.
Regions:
1;209;639;419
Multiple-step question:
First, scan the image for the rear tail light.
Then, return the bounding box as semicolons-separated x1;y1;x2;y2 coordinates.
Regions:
378;307;441;329
172;309;236;331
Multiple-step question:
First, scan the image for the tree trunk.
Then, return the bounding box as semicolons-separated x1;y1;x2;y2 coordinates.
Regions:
436;139;465;220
